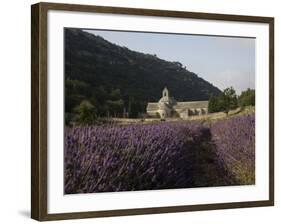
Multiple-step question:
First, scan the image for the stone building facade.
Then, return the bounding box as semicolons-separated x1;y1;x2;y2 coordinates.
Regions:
146;87;208;119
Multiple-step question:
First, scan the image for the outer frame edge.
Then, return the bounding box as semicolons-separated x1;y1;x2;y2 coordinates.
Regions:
31;3;40;221
31;2;49;221
31;2;275;221
38;2;274;23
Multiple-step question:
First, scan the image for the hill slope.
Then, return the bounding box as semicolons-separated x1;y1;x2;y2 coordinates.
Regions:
65;28;221;117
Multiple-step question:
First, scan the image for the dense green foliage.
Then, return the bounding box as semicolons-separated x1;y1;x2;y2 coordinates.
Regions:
208;87;238;114
74;100;97;125
65;28;221;122
238;88;255;108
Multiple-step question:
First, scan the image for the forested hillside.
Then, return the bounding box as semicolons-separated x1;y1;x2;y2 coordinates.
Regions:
65;28;221;118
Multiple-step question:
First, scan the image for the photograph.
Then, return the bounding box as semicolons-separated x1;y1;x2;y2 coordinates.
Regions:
64;28;255;194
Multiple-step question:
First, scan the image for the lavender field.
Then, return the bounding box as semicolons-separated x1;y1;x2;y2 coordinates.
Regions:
64;114;255;194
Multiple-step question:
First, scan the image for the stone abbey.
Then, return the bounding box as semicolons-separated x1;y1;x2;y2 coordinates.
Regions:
146;87;208;119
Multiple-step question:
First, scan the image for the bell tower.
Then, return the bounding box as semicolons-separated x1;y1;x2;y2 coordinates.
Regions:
162;87;169;98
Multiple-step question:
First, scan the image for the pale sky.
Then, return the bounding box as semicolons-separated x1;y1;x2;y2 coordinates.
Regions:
85;29;255;95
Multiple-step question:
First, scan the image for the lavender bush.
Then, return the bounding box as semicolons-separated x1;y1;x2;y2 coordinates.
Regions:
65;115;255;194
65;122;212;193
211;114;255;184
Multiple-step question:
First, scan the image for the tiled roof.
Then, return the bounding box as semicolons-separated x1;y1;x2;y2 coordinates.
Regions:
147;100;208;112
174;101;208;109
147;103;159;111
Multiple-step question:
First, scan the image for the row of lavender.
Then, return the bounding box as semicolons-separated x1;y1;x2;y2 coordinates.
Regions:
65;115;255;194
64;122;207;193
211;114;255;184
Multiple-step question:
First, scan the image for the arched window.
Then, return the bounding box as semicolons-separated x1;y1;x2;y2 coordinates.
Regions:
163;88;169;98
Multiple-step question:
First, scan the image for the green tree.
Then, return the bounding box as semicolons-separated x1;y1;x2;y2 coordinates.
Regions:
65;79;91;97
109;88;121;101
75;100;97;125
239;88;255;107
221;87;238;114
208;87;238;114
208;94;220;113
128;97;141;118
106;99;124;117
65;79;91;113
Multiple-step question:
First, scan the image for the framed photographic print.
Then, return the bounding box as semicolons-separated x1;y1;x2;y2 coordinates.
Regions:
31;2;274;221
